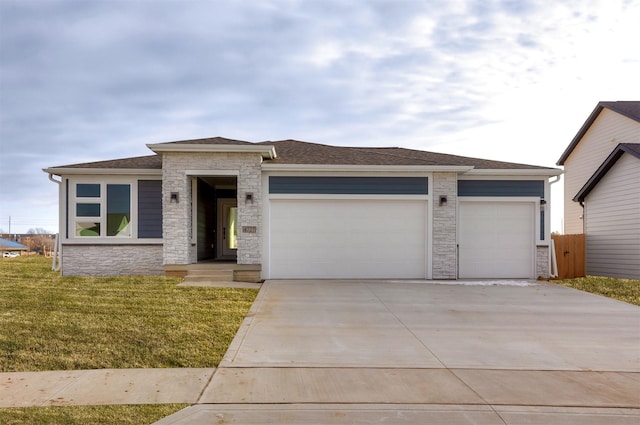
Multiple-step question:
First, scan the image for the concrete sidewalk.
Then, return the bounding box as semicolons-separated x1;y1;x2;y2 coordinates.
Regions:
0;368;214;407
157;280;640;424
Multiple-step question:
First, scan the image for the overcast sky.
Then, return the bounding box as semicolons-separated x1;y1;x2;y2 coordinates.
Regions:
1;0;639;234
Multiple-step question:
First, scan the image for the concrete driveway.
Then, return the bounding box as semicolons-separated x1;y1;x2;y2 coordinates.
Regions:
157;280;640;424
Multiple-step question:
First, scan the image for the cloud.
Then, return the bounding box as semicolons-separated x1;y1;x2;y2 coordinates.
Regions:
1;0;639;232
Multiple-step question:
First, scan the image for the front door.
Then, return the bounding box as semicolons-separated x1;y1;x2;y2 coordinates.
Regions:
217;199;238;259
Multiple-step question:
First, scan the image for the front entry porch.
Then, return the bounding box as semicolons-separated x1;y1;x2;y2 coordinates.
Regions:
194;176;238;263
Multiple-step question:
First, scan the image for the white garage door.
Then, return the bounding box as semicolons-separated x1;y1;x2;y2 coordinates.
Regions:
269;199;427;279
459;201;535;279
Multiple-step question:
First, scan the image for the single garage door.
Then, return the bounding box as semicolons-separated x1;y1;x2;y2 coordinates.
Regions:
269;199;427;279
459;201;535;279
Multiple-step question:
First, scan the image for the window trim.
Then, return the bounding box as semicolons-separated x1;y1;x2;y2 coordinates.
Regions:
69;177;138;240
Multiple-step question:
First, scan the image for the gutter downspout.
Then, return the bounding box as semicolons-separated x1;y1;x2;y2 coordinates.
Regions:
548;175;561;278
48;173;62;272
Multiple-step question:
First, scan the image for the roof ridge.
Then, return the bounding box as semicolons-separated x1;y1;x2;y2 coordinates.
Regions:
164;136;254;145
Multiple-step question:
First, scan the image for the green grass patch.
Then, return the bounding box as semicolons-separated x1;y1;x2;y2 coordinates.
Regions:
554;275;640;306
0;256;258;372
0;404;188;425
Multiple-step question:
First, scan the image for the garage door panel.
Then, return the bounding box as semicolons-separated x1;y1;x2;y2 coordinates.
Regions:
269;199;427;279
459;202;534;279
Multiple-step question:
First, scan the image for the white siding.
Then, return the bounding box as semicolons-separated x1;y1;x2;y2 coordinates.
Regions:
563;109;640;234
584;153;640;279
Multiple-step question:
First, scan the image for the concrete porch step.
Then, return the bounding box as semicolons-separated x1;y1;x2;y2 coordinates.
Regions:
187;270;235;278
165;263;262;283
184;274;234;283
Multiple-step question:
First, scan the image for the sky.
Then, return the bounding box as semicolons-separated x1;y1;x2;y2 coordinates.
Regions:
1;0;639;234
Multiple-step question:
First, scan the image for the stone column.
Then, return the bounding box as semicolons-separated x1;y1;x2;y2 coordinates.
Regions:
432;172;458;279
162;153;192;265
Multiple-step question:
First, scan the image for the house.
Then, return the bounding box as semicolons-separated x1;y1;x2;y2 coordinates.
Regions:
44;137;561;281
0;238;28;256
557;101;640;234
572;143;640;279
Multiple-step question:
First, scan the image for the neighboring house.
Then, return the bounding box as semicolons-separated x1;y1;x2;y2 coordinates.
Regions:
0;238;28;255
573;144;640;279
557;101;640;234
44;137;561;280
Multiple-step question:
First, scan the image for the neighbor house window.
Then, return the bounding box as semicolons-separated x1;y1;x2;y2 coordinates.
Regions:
73;182;132;238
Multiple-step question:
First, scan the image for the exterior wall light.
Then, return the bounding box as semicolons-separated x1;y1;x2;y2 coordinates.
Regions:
245;192;254;203
439;195;447;206
170;192;179;203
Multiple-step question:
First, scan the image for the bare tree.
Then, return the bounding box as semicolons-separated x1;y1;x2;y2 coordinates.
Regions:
21;233;55;255
27;228;51;235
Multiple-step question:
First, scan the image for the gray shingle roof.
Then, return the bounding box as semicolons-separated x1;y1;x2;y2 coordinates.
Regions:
160;136;254;145
48;138;556;171
259;139;553;169
51;155;162;169
557;101;640;165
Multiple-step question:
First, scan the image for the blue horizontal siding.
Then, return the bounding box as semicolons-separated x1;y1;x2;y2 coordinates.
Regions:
458;180;544;198
269;176;428;195
138;180;162;238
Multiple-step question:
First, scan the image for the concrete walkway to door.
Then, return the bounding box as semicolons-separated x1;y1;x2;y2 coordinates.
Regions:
156;280;640;424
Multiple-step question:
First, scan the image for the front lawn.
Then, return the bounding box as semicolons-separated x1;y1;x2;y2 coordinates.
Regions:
0;404;189;425
554;275;640;306
0;256;258;371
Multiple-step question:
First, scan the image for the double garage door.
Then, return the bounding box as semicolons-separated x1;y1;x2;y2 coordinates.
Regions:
267;199;535;279
269;199;427;279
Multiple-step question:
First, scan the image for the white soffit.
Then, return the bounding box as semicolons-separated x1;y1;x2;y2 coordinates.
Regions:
147;143;276;159
261;164;475;173
465;168;563;177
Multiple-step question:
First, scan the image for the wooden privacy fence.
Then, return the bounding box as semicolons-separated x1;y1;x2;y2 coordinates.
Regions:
551;234;586;279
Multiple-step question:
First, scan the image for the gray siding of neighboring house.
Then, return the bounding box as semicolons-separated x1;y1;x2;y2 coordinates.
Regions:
563;110;640;234
584;153;640;279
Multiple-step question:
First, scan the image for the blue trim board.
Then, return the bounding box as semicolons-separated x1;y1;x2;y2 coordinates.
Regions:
269;176;428;195
458;180;544;197
138;180;163;238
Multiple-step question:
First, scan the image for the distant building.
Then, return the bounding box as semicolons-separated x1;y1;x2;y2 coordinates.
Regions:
0;238;29;254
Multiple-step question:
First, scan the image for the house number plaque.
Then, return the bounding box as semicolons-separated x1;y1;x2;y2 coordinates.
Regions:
242;226;257;233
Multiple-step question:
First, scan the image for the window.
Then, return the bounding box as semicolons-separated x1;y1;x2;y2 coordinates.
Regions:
106;184;131;237
75;183;101;236
73;182;131;238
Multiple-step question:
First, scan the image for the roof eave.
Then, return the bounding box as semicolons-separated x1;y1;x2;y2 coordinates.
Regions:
573;144;640;202
43;167;162;176
147;143;277;159
557;104;605;165
261;164;475;173
465;168;563;177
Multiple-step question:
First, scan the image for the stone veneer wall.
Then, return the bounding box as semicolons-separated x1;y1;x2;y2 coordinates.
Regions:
536;245;550;279
432;172;457;279
62;245;164;276
162;152;262;265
